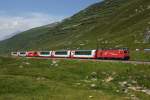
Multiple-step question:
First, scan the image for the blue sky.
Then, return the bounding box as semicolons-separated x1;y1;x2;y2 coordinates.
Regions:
0;0;100;16
0;0;101;41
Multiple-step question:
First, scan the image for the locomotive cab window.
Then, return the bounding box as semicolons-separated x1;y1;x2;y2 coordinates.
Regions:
119;51;124;54
75;51;92;55
124;51;128;53
55;51;68;55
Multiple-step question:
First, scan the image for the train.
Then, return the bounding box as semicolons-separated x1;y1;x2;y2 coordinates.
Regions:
11;48;130;60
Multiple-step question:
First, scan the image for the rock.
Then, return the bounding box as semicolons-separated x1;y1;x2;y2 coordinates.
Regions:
135;49;140;51
126;83;132;87
119;81;128;87
127;86;150;95
124;89;128;93
83;80;91;83
51;60;59;67
75;83;81;86
90;84;97;88
135;9;138;13
122;88;128;93
134;64;137;66
141;89;150;95
116;90;120;93
36;77;41;81
89;96;93;98
112;72;116;75
55;64;58;67
52;60;57;64
102;72;107;75
19;65;23;68
147;5;150;9
105;76;114;82
91;72;97;77
41;77;45;80
131;80;137;84
145;90;150;95
102;80;105;82
85;76;89;79
26;62;30;65
91;78;97;81
130;94;135;97
36;77;45;81
128;86;137;91
128;86;143;91
123;81;127;84
148;22;150;24
130;95;139;100
79;43;85;46
23;62;30;65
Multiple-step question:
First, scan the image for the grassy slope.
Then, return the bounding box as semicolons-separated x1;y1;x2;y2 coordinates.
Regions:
0;57;149;100
0;0;150;60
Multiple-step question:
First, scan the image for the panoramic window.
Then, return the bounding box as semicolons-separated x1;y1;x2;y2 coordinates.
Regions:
55;51;68;55
40;52;50;55
75;51;92;55
13;52;17;54
20;52;26;54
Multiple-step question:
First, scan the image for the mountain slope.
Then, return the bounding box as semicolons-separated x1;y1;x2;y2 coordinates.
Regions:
0;0;150;60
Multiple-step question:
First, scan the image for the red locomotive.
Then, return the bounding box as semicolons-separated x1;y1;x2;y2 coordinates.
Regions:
96;48;129;60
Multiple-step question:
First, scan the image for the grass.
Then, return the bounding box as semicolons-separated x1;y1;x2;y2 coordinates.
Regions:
0;56;149;100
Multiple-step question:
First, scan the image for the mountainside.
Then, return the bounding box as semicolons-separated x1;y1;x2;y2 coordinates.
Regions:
0;0;150;60
0;31;22;41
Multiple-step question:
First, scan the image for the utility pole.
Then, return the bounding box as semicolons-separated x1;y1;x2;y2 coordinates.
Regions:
144;28;150;43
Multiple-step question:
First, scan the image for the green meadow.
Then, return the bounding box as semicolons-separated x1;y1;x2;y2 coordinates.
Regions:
0;57;149;100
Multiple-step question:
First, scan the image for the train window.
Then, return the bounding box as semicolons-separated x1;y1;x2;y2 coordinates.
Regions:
75;51;92;55
34;52;38;55
40;52;50;55
20;52;26;54
55;51;68;55
13;52;17;54
124;51;128;53
119;51;124;54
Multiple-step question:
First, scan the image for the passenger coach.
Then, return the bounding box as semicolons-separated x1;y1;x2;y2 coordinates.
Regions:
71;50;96;59
52;50;71;58
11;52;19;56
18;51;27;57
26;51;39;57
38;51;52;57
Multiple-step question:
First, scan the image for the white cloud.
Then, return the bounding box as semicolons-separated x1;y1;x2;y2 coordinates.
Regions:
0;12;65;41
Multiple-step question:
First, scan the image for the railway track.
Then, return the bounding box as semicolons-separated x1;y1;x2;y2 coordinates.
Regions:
26;57;150;65
95;59;150;65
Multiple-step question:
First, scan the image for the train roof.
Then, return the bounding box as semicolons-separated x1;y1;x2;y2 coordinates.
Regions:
98;48;129;50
